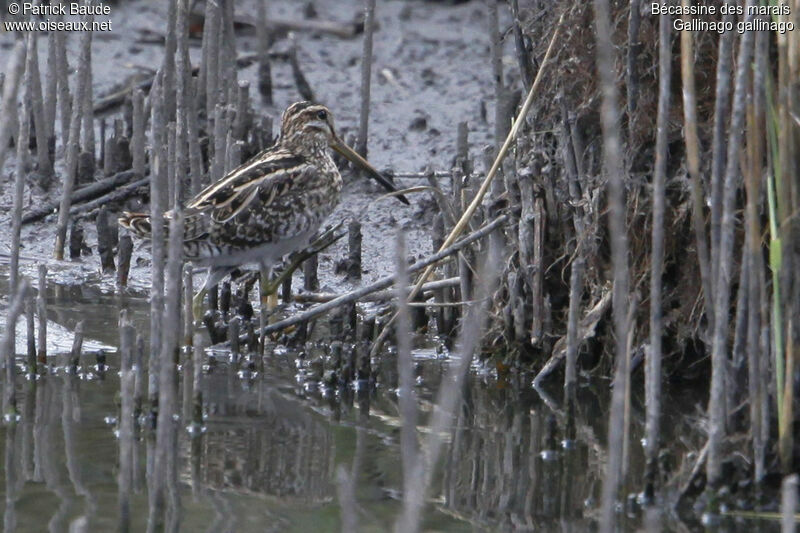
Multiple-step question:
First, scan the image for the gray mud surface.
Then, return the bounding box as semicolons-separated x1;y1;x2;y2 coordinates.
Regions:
1;0;499;295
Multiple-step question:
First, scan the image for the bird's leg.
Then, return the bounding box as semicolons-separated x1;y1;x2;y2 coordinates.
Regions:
195;266;235;324
259;263;272;356
192;287;208;324
261;223;346;296
254;224;345;351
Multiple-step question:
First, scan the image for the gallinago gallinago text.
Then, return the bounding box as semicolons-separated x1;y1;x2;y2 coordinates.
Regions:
119;101;408;318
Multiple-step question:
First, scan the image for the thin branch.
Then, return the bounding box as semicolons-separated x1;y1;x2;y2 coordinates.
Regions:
231;214;507;343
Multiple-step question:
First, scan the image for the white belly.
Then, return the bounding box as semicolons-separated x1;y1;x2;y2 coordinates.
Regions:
193;228;318;268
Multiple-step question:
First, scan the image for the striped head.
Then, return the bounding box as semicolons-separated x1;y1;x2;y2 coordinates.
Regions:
278;101;337;154
276;101;411;205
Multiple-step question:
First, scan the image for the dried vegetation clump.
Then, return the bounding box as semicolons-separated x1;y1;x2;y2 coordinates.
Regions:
485;0;731;377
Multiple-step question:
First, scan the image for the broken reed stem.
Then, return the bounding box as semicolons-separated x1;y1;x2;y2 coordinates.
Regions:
626;0;641;139
131;89;146;177
26;30;52;177
97;207;116;273
564;254;584;396
212;104;227;182
185;72;203;197
69;320;84;372
288;36;314;101
183;267;194;351
166;123;176;210
162;0;177;121
395;231;418;509
117;233;134;288
708;3;755;489
26;293;36;375
709;11;736;295
348;220;362;279
36;265;47;366
233;81;251;141
54;26;92;260
55;28;71;151
0;42;26;181
356;0;377;158
80;26;95;158
45;29;57;142
11;70;30;297
680;2;714;332
487;0;503;155
304;254;319;291
510;0;534;91
203;0;220;119
191;324;203;428
219;0;238;106
775;0;798;474
256;0;273;105
645;5;671;491
748;24;768;484
149;76;168;411
3;280;31;417
148;211;183;532
395;254;498;533
371;10;566;358
593;0;631;528
181;266;194;424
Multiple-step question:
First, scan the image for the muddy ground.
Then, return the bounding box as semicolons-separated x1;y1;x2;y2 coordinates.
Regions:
1;0;502;297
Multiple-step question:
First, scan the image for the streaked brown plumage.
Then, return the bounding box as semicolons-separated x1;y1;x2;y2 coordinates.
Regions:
119;101;407;310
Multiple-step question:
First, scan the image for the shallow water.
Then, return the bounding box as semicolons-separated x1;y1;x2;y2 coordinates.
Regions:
0;276;783;532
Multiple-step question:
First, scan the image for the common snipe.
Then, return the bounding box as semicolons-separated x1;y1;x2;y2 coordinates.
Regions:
119;101;408;317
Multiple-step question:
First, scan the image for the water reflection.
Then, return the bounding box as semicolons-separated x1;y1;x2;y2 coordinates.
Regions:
194;373;334;502
0;278;785;531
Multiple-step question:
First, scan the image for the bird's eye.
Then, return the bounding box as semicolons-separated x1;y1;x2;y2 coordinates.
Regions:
316;110;327;121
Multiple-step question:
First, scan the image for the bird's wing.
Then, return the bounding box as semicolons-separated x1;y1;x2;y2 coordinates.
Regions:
187;148;306;218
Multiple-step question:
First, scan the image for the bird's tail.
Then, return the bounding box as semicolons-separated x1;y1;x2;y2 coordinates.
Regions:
118;212;153;239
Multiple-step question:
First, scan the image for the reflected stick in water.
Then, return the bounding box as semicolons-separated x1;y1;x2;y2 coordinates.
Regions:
25;294;36;377
395;251;499;533
336;466;358;532
36;265;47;367
68;321;84;374
781;475;798;533
4;421;19;532
62;341;95;514
183;265;195;424
3;280;31;417
32;377;76;531
119;311;136;533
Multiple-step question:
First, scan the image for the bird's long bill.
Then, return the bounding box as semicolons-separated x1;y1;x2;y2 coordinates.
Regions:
331;138;410;205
